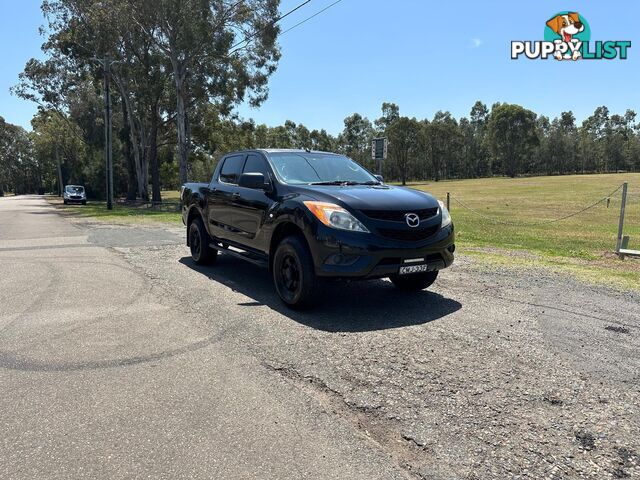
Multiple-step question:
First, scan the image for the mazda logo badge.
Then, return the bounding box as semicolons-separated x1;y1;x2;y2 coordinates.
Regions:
405;213;420;228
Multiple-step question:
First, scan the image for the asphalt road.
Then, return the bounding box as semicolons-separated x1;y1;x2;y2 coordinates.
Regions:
1;195;639;479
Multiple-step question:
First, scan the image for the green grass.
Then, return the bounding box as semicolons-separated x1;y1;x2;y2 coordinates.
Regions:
47;192;182;225
405;173;640;290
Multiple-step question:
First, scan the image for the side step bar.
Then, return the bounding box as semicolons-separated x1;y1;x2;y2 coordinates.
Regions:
209;242;269;268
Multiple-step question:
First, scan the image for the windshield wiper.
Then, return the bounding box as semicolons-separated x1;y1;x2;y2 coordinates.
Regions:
309;181;354;186
309;180;381;186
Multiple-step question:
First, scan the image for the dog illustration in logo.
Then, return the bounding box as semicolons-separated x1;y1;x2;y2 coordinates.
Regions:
546;12;585;60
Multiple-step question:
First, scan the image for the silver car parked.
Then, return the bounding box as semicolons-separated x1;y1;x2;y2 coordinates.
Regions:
63;185;87;205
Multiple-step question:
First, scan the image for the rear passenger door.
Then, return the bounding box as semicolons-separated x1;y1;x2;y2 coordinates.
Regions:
206;154;246;242
230;154;274;252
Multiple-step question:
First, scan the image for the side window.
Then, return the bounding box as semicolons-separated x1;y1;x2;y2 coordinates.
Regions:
242;154;270;179
219;155;245;184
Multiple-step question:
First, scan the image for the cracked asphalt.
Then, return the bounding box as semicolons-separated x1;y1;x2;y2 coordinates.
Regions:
1;195;639;479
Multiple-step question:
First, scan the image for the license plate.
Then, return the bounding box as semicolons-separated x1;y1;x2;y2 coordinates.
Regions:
399;264;430;275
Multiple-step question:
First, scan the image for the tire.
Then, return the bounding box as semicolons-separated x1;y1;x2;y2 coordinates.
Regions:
389;270;439;291
273;235;318;309
189;217;217;265
82;200;86;205
63;200;68;205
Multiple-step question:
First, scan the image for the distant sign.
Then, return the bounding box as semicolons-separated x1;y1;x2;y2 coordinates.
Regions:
372;138;388;160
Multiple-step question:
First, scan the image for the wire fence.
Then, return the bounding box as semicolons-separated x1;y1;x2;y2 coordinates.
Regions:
446;181;639;256
449;184;624;227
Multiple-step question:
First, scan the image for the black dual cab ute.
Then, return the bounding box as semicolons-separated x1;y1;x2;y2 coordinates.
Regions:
181;149;455;308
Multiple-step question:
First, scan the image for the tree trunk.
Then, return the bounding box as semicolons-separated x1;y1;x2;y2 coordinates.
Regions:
149;107;161;203
172;64;189;185
120;99;137;201
55;146;63;197
176;77;189;184
136;118;149;202
114;76;148;201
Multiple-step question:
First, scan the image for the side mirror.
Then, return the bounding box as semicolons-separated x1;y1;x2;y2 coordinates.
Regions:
375;175;384;183
239;172;268;190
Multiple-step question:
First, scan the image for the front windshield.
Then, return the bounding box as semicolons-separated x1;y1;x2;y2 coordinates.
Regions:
65;186;84;194
268;153;379;185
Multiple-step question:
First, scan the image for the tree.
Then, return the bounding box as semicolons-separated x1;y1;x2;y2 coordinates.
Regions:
337;113;374;169
487;104;538;177
134;0;282;185
582;106;610;172
374;102;400;134
0;117;39;194
309;129;336;152
387;117;421;185
469;101;490;176
427;111;463;180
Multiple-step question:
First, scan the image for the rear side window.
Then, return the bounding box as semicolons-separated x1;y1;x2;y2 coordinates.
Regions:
243;154;270;179
219;155;245;184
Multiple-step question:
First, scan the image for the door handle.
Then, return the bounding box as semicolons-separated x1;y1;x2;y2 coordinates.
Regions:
232;192;241;198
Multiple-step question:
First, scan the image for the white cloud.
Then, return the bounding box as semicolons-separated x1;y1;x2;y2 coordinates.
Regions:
470;38;483;48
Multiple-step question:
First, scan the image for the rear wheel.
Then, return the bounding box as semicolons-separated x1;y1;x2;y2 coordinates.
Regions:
389;270;438;291
273;236;317;309
189;217;217;265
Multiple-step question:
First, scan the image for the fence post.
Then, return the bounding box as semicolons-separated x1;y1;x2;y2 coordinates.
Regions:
446;192;450;211
616;182;628;255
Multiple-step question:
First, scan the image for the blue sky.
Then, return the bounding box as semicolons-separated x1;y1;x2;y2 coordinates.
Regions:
1;0;638;134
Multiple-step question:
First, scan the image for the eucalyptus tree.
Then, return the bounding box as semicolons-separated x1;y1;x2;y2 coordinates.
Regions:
387;116;421;185
428;111;463;180
0;118;38;194
469;101;490;176
132;0;282;184
16;0;174;201
487;104;539;178
337;113;374;170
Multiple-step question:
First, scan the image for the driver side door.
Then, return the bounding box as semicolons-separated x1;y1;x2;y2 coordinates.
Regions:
206;154;245;242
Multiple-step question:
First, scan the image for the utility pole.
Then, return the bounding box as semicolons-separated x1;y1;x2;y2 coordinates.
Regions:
616;182;628;253
55;145;63;197
98;55;114;210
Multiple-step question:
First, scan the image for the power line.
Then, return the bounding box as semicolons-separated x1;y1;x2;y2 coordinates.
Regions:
280;0;343;36
229;0;312;52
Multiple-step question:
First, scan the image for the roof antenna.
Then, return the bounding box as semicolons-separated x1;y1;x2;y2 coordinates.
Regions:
304;147;311;153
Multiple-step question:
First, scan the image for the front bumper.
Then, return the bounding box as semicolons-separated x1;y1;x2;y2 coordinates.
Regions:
309;223;455;279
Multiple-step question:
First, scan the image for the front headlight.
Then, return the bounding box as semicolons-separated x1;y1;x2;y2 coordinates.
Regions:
303;201;370;233
438;200;452;228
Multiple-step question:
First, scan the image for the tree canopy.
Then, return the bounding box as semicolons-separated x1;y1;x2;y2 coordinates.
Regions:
2;2;639;197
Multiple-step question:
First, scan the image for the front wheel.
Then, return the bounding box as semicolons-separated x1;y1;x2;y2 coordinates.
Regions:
389;270;438;291
273;236;318;309
189;217;217;265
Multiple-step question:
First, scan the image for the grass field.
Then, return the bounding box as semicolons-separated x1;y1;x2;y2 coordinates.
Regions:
49;174;640;290
47;191;183;225
409;173;640;290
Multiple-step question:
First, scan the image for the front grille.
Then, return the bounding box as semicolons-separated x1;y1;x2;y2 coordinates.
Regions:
361;208;438;222
71;196;82;199
378;224;440;242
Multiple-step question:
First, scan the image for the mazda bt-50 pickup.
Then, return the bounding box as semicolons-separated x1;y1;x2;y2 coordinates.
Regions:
181;149;454;308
